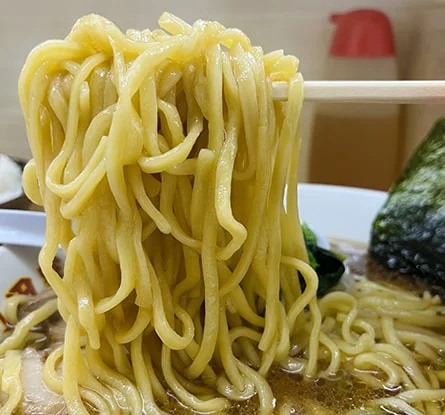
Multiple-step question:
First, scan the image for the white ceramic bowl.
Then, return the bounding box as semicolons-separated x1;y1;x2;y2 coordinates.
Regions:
0;184;388;312
298;184;387;244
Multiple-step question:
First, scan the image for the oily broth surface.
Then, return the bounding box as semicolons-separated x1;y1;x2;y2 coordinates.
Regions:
12;240;437;414
162;367;391;415
331;238;444;299
162;240;410;415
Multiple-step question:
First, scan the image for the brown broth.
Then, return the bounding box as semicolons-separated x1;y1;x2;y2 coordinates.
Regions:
16;240;440;414
160;240;443;414
161;368;393;414
331;238;445;299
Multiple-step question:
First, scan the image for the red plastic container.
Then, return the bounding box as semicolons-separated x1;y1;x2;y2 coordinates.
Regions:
309;9;400;191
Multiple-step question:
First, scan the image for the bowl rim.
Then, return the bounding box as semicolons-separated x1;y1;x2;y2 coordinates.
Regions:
0;183;388;248
298;182;387;199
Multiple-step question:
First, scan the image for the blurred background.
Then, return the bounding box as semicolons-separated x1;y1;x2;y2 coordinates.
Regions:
1;0;444;192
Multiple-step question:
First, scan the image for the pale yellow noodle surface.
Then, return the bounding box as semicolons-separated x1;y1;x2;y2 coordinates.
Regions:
0;12;442;415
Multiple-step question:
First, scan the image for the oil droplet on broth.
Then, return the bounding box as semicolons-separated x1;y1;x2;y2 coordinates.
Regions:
162;367;392;415
160;243;432;415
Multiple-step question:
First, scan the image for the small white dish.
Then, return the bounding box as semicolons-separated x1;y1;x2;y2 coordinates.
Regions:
0;210;46;247
0;245;47;295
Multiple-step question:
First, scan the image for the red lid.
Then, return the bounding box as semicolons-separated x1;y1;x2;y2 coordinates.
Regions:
329;9;395;58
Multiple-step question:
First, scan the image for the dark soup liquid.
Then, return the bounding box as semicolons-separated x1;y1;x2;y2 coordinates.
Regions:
161;240;421;415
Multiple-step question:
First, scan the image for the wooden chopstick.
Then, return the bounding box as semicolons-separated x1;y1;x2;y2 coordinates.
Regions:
272;80;445;104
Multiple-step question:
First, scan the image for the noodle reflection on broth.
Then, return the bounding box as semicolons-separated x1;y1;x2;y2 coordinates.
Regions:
0;12;443;414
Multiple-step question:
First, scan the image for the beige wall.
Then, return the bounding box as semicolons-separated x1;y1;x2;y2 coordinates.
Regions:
0;0;431;180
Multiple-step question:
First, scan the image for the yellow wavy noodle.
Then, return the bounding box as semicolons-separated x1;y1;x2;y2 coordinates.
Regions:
0;11;440;415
